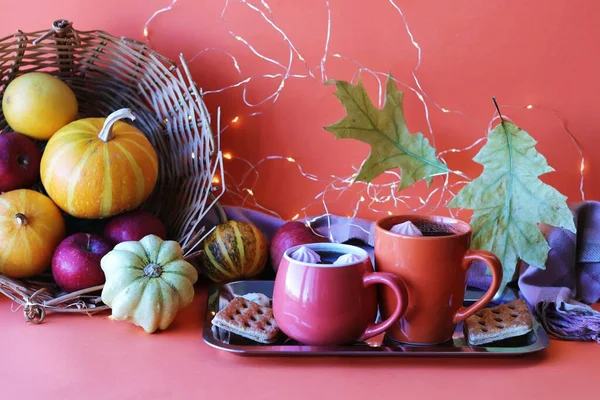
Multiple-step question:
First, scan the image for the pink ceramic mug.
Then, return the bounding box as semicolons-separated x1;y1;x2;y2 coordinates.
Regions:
273;243;407;346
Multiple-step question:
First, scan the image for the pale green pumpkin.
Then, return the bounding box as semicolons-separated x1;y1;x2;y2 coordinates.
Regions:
100;234;198;333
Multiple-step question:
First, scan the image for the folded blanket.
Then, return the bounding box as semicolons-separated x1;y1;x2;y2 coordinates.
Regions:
215;202;600;342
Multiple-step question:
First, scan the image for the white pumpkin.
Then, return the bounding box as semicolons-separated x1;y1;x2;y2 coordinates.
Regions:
100;234;198;333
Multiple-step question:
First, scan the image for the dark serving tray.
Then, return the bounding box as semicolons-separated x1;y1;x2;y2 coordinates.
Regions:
202;280;550;357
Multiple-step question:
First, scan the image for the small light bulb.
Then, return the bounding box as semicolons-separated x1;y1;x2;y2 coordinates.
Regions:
526;104;533;109
143;27;149;38
360;196;365;202
387;211;393;215
291;213;300;221
286;157;295;162
212;177;220;184
441;108;449;113
191;152;195;159
231;116;240;123
246;189;254;196
223;152;232;160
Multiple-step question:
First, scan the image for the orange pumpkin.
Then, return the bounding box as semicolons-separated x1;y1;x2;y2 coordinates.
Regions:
0;189;66;278
40;108;159;219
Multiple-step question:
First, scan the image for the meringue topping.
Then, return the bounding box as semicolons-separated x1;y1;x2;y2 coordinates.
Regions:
332;253;363;266
289;245;321;263
390;221;423;236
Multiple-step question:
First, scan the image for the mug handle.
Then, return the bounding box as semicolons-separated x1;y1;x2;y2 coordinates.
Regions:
359;272;408;341
453;250;503;324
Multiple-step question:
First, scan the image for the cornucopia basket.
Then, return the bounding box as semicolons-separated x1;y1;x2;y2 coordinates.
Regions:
0;19;226;323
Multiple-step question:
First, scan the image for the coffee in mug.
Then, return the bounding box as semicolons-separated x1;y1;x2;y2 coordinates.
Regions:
374;215;502;345
273;242;408;346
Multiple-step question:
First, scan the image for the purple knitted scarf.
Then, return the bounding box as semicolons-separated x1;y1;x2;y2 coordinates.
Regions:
535;301;600;343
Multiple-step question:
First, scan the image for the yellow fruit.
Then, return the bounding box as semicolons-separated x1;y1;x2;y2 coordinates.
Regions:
0;189;66;278
2;72;78;140
40;108;159;219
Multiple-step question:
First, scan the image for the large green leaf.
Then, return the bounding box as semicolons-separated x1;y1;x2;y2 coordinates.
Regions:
324;75;449;190
449;120;576;293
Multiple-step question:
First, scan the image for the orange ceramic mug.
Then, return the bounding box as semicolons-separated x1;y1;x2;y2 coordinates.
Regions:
374;215;502;345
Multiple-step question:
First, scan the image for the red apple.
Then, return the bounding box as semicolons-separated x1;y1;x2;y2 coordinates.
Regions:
104;210;166;243
0;131;41;192
52;233;113;293
270;221;329;272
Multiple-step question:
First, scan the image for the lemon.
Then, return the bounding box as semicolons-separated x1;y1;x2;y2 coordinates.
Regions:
2;72;78;140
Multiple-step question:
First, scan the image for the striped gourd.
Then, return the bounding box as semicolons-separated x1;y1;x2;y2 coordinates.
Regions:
201;220;268;282
40;108;158;219
0;189;66;278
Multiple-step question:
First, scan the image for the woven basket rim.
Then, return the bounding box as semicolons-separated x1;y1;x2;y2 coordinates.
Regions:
0;18;180;68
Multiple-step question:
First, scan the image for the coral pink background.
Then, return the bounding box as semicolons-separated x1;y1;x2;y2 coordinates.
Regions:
3;0;598;220
1;1;599;398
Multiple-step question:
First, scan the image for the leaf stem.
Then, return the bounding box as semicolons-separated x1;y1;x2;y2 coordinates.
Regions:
492;97;514;266
492;97;506;125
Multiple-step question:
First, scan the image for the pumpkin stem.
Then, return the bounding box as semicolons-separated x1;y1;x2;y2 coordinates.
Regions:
143;263;163;278
97;108;137;142
14;213;28;226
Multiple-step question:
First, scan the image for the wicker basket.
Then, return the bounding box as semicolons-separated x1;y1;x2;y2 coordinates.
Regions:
0;19;226;323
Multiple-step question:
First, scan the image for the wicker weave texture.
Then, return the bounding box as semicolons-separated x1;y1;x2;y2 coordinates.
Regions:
0;19;225;254
0;19;225;323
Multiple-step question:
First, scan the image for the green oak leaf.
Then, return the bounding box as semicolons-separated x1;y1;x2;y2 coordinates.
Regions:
449;120;576;294
324;75;449;190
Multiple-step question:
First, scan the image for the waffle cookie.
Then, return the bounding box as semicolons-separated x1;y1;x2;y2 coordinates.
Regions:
464;299;534;346
211;296;280;344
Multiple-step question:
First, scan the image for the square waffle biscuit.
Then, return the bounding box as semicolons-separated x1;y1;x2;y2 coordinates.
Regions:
211;296;280;344
464;299;534;346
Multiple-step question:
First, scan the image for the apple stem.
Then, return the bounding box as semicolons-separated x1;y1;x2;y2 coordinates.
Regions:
14;213;28;226
97;108;137;142
17;154;28;167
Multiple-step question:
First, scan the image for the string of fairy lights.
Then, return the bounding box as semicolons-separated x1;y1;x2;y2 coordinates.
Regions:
142;0;587;224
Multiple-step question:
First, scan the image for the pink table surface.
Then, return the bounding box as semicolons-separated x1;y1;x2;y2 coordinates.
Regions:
1;283;598;399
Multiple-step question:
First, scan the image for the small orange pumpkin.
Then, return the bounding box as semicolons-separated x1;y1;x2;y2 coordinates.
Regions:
40;108;159;219
0;189;66;278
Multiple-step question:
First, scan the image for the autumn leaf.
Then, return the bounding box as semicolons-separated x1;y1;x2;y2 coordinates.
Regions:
324;75;449;190
449;119;576;293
